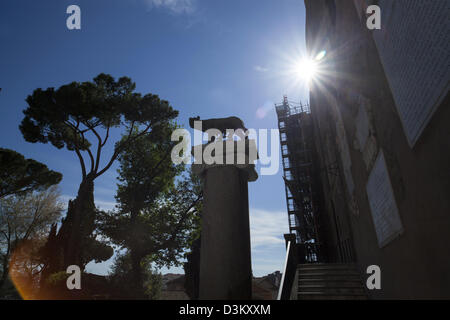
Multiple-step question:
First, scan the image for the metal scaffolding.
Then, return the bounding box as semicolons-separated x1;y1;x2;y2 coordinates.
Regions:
276;96;323;262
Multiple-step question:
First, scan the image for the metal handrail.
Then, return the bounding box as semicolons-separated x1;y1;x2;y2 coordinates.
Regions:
277;240;291;300
277;236;300;300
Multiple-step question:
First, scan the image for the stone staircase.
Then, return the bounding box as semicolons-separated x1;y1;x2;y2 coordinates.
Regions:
297;263;368;300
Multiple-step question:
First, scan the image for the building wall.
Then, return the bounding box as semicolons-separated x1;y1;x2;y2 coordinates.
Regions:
305;0;450;299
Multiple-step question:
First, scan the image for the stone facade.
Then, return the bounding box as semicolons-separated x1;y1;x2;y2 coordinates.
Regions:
304;0;450;299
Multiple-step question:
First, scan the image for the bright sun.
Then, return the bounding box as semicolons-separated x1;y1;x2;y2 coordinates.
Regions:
294;58;317;82
291;51;326;82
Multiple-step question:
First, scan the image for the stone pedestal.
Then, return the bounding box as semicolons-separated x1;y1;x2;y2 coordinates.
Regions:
193;139;257;300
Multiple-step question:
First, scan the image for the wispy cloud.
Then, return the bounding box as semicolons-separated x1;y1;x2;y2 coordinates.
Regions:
95;199;117;211
145;0;196;14
249;208;288;249
249;208;288;275
60;195;116;211
94;185;116;199
254;65;269;73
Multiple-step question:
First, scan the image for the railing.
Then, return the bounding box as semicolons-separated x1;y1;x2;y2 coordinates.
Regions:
278;236;357;299
301;242;322;263
299;240;356;264
275;100;310;117
277;235;299;300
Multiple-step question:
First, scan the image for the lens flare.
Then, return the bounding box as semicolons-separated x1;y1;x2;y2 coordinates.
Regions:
9;240;67;300
315;50;327;61
294;59;318;82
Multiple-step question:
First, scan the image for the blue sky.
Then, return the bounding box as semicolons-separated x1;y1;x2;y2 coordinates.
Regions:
0;0;309;276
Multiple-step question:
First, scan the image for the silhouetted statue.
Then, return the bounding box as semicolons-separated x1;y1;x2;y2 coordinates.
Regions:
189;116;248;137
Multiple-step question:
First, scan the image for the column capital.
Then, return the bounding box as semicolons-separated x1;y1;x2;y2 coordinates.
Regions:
191;139;258;182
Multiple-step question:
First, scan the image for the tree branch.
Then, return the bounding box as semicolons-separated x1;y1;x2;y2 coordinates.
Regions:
63;120;87;179
91;126;103;174
79;131;95;174
154;193;202;253
74;148;87;179
145;149;172;183
101;124;110;147
95;123;152;178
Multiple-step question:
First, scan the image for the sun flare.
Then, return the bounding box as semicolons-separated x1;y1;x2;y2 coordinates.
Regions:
294;58;318;82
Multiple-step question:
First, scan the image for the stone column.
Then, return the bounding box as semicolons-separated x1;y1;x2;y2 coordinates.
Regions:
193;139;258;300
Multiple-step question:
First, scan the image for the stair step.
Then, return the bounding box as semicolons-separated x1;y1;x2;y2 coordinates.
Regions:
299;286;365;294
299;267;359;272
298;292;368;300
299;283;364;289
298;263;358;270
299;266;359;271
298;271;361;278
298;269;359;274
299;283;364;290
295;263;368;300
298;278;362;284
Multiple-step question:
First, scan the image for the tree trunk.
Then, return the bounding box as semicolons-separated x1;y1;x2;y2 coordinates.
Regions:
129;206;145;299
184;237;201;299
130;249;145;299
41;176;95;277
62;175;96;268
0;260;9;290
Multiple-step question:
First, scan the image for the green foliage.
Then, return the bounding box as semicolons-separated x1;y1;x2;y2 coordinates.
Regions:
115;122;183;215
0;186;64;241
99;169;203;269
0;148;62;199
82;236;114;264
19;73;178;180
46;271;68;285
98;123;202;298
0;187;64;291
150;170;203;267
108;252;162;300
19;73;179;270
98;122;190;265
